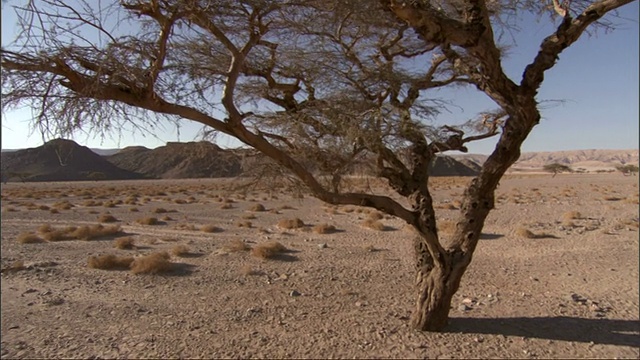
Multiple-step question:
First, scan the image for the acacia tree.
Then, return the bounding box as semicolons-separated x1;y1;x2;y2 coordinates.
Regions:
1;0;634;331
543;163;573;177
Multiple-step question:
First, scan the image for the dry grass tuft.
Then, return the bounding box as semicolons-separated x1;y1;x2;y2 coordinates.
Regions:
88;254;134;270
516;227;556;239
201;224;223;233
114;236;136;250
277;218;305;229
516;227;537;239
99;214;119;223
1;260;27;273
153;207;168;214
236;221;253;228
250;203;266;212
17;232;45;244
240;264;260;276
37;223;121;241
173;223;197;231
68;224;122;240
171;245;190;257
219;203;233;210
224;239;251;252
136;217;160;225
313;223;337;234
130;252;173;274
562;211;582;221
251;241;288;259
362;219;386;231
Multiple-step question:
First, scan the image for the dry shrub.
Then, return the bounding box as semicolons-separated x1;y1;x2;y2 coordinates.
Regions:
313;223;336;234
2;260;27;273
362;219;386;231
236;221;253;228
48;208;58;214
201;224;223;233
136;217;159;225
70;224;122;240
17;232;44;244
171;245;190;257
38;205;50;211
99;214;118;223
38;224;121;241
39;228;71;242
130;252;173;274
174;199;187;204
251;241;288;259
277;218;305;229
220;203;233;210
83;200;101;207
52;201;74;210
562;211;582;221
88;254;134;270
516;227;554;239
250;203;266;212
173;223;197;231
114;236;136;250
240;264;260;276
364;244;377;252
242;213;257;220
224;239;251;252
153;207;168;214
3;206;18;212
129;207;140;212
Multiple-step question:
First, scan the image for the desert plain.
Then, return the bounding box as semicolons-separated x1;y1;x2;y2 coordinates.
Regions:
1;173;638;359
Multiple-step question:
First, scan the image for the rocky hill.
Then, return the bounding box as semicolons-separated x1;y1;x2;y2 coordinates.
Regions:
0;139;144;182
105;141;243;179
452;149;638;171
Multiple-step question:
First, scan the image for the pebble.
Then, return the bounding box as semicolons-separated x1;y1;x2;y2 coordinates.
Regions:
318;243;328;249
289;290;301;297
457;304;470;311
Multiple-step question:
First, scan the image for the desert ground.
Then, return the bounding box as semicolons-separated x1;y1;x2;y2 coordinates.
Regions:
1;173;638;359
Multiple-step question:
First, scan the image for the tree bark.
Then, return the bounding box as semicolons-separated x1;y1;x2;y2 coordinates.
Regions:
411;238;470;331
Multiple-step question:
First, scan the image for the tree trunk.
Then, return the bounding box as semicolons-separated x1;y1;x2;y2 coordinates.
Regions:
411;266;457;331
411;238;469;331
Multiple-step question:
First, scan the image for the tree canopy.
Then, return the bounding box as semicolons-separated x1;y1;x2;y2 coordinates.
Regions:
1;0;634;332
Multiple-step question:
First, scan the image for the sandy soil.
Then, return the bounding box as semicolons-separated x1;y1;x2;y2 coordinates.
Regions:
1;174;638;359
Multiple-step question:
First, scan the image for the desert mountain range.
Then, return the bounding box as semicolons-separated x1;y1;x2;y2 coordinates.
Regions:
0;139;637;182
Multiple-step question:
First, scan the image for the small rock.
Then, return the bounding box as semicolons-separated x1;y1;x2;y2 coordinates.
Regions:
462;298;474;305
278;274;289;280
289;290;301;297
457;304;470;311
318;243;328;249
474;337;484;343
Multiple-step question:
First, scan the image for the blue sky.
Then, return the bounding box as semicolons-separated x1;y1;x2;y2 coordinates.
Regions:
1;2;638;154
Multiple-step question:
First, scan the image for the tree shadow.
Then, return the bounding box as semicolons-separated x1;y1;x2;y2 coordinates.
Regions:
479;233;504;240
447;316;640;347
